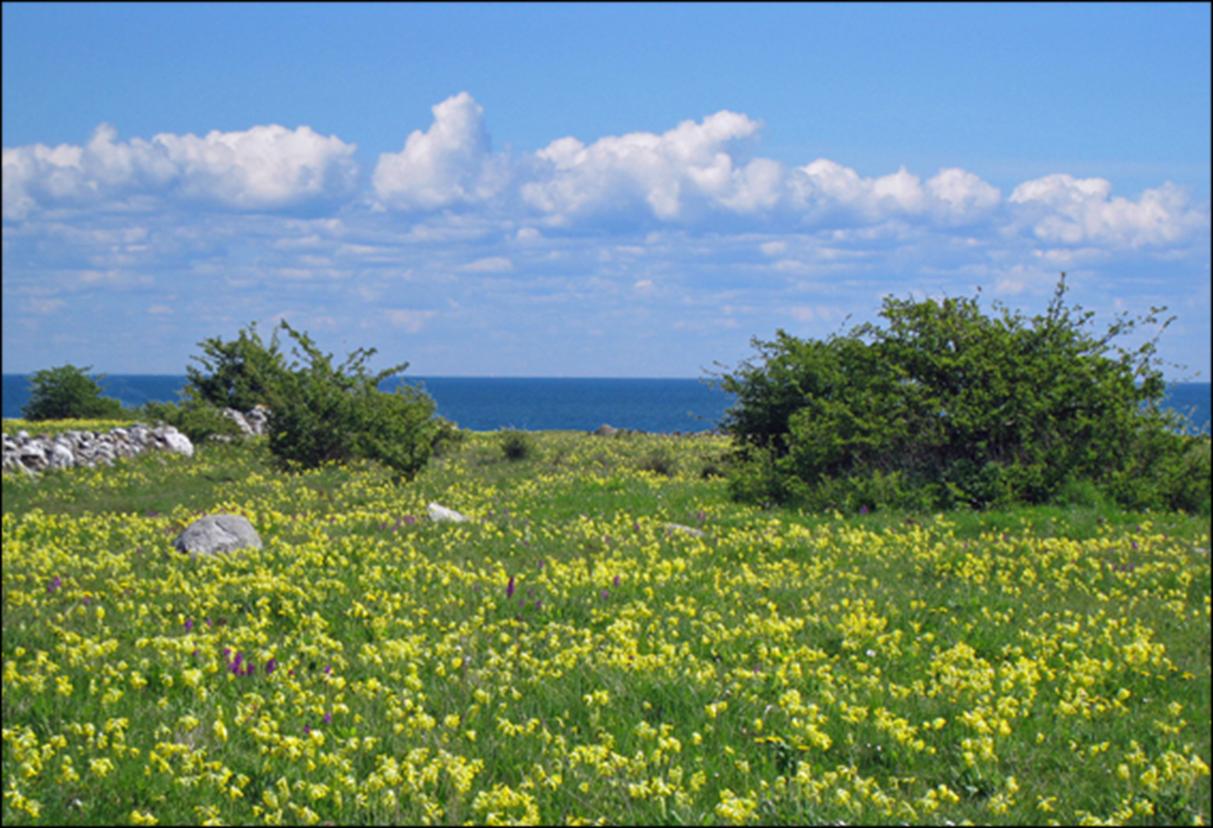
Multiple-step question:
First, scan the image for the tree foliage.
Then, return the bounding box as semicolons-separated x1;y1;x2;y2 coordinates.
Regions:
204;321;440;479
719;275;1209;513
21;364;127;421
186;323;286;412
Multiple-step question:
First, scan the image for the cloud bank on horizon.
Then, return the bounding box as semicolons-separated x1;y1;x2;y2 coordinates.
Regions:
3;92;1210;378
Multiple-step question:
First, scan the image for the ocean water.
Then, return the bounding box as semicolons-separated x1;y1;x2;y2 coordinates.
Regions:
1;375;733;433
2;374;1210;435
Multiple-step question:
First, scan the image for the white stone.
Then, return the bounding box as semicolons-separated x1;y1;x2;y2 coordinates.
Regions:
161;429;194;457
663;522;706;538
428;502;469;523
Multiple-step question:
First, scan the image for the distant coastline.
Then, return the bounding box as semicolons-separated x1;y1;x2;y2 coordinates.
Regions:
3;374;1210;435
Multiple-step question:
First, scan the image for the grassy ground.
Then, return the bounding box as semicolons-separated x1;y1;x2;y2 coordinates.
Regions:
3;426;1210;825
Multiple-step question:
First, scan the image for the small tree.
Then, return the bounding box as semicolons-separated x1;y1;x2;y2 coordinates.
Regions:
258;321;438;480
719;274;1206;512
21;364;127;421
186;322;286;412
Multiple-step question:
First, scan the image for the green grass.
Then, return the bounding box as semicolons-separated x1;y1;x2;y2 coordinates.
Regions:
3;425;1210;825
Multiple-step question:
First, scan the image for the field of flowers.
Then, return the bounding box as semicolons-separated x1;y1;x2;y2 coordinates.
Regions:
3;427;1210;825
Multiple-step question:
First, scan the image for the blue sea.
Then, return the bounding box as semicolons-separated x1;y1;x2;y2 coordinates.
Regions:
2;374;1210;435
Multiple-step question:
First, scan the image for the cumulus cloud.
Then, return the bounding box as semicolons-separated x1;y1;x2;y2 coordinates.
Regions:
521;109;778;223
372;92;508;210
787;161;1003;227
153;124;358;208
1009;174;1207;248
3;123;357;218
3;92;1206;261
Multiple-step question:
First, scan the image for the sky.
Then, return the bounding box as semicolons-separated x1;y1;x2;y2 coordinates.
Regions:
3;2;1210;380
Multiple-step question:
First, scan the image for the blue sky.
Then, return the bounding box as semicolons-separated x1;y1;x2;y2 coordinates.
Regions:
3;2;1210;379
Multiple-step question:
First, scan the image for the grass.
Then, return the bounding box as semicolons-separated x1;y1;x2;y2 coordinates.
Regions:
3;424;1210;825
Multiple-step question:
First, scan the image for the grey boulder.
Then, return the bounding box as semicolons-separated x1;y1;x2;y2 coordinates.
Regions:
174;514;262;556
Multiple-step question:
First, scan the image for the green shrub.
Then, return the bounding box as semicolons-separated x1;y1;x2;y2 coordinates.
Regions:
138;397;244;444
255;321;438;480
431;417;467;457
718;274;1208;513
21;364;127;421
500;429;533;461
186;322;286;411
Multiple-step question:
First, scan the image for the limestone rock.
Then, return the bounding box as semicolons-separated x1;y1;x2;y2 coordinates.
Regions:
223;408;253;436
428;502;469;523
174;514;262;556
593;424;619;437
246;405;270;436
663;522;706;538
159;428;194;457
48;443;75;469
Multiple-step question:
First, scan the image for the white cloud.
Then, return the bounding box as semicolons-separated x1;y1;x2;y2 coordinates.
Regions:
789;161;1001;226
461;256;514;273
372;92;508;210
153;124;357;208
26;297;65;314
3;123;357;217
1009;174;1207;248
385;308;436;332
521;109;771;223
925;168;1001;223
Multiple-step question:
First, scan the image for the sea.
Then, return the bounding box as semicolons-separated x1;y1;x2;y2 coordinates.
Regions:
3;374;1210;435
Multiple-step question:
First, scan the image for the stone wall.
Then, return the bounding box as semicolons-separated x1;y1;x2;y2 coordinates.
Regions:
2;406;270;477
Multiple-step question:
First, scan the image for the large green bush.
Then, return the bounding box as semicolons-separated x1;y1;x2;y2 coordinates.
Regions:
254;321;438;479
719;275;1209;513
181;321;440;479
21;364;127;421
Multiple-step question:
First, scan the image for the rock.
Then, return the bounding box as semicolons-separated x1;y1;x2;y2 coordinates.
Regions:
593;424;619;437
159;428;194;458
48;443;75;469
174;514;262;557
19;443;47;470
663;522;706;538
428;502;469;523
223;408;253;436
246;405;270;436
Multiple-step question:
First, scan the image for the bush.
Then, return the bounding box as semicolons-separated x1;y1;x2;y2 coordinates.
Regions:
253;321;438;479
499;429;533;461
21;364;127;421
186;322;286;411
718;274;1208;513
138;397;244;444
431;417;467;457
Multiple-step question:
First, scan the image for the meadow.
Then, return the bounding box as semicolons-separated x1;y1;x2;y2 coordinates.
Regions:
2;425;1210;825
